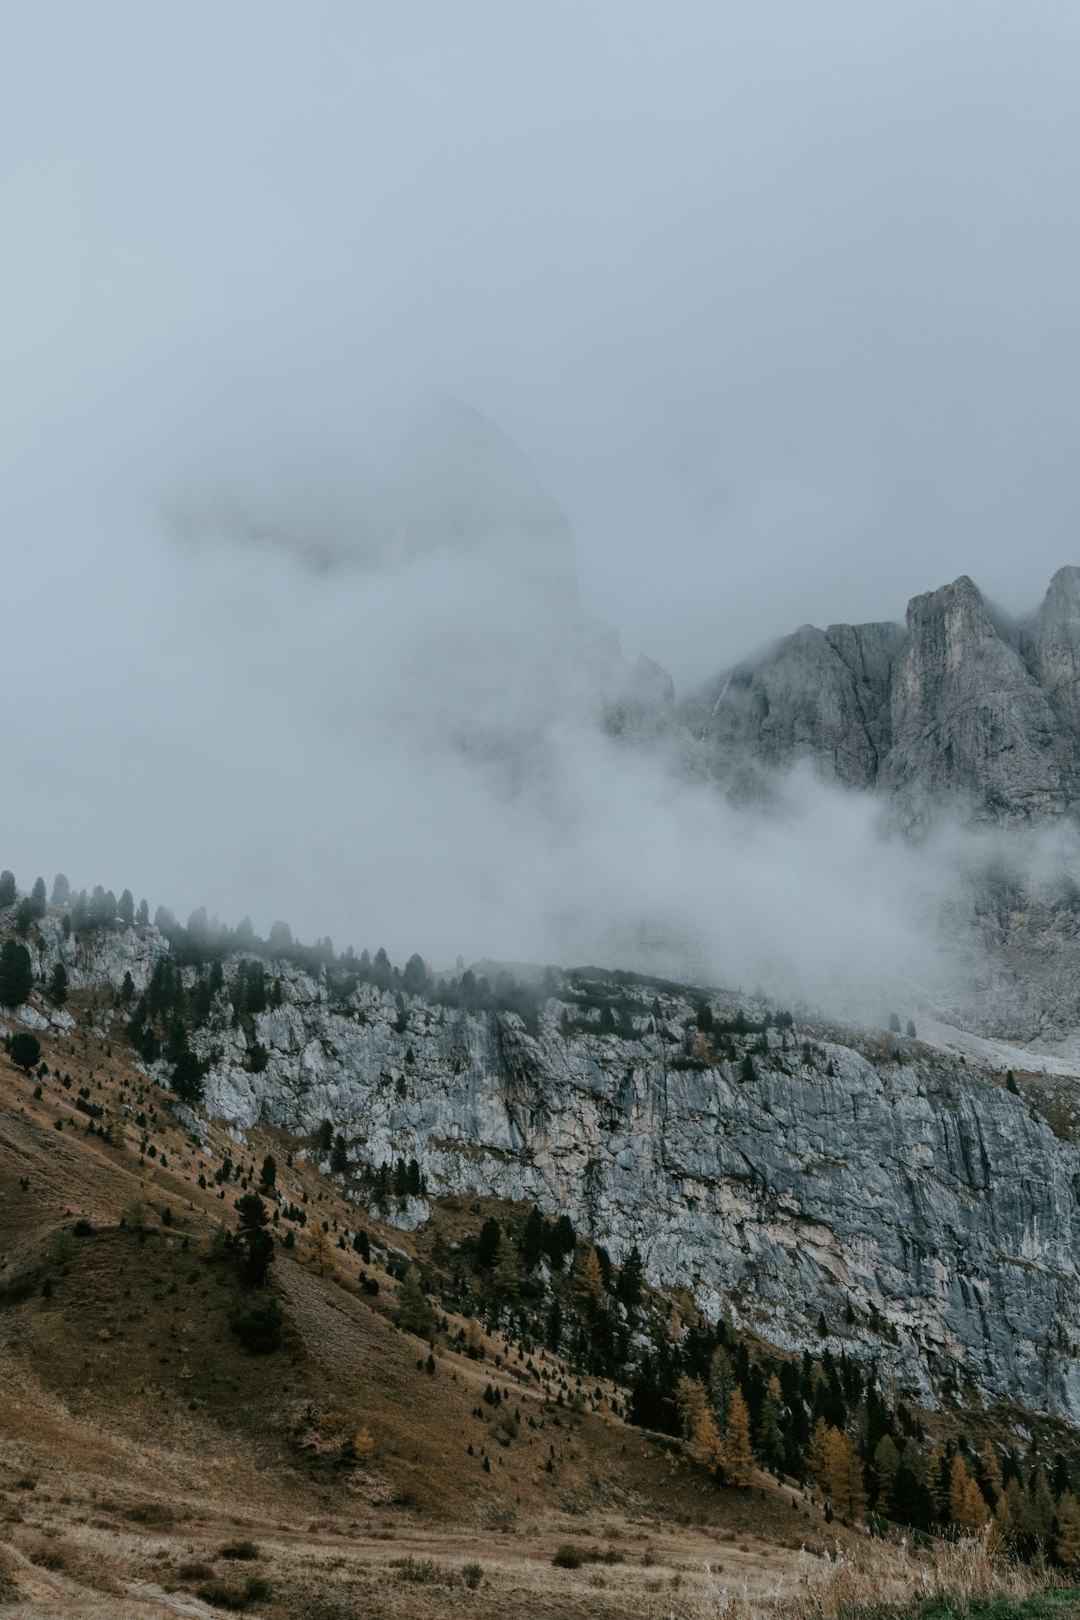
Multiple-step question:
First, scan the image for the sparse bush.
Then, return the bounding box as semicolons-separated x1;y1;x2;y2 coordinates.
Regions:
462;1561;483;1589
176;1559;214;1582
195;1575;270;1611
393;1555;444;1585
218;1539;260;1561
552;1545;583;1569
353;1426;375;1463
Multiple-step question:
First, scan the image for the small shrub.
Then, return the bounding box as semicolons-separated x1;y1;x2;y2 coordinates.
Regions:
552;1545;582;1569
72;1219;94;1238
176;1560;214;1582
195;1575;270;1611
353;1426;375;1463
392;1555;443;1585
218;1539;259;1561
462;1561;483;1589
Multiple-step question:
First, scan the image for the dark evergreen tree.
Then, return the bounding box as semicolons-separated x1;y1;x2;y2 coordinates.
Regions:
616;1244;644;1310
891;1464;934;1530
10;1031;41;1072
259;1154;277;1193
172;1049;206;1104
520;1206;546;1271
0;870;15;907
47;962;68;1005
118;888;135;926
136;898;149;927
476;1217;501;1269
51;873;70;906
0;940;33;1007
30;877;46;918
317;1119;333;1156
235;1192;273;1286
403;952;427;992
330;1133;349;1174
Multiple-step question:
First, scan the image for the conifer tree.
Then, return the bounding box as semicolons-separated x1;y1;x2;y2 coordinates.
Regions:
825;1428;868;1522
580;1246;606;1305
1055;1490;1080;1572
873;1434;901;1513
979;1440;1004;1504
675;1374;708;1440
692;1405;725;1473
396;1267;435;1337
721;1388;755;1487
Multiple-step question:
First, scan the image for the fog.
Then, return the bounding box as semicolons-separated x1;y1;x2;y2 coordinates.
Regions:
4;3;1080;1016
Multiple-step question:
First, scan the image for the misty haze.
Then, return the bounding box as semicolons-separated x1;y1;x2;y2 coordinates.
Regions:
3;6;1080;1617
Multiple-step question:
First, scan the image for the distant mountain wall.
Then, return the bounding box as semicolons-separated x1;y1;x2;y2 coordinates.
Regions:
686;568;1080;824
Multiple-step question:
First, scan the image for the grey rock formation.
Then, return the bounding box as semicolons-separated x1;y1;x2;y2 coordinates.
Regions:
884;576;1076;821
1030;565;1080;741
690;569;1080;823
688;620;902;793
177;973;1080;1428
35;921;1080;1430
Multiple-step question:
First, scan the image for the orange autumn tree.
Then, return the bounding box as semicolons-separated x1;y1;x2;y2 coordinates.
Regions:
721;1388;755;1487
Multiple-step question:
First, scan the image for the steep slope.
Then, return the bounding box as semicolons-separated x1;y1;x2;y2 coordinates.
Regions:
9;911;1080;1435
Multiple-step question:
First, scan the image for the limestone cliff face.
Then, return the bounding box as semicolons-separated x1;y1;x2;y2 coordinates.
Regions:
27;922;1078;1431
1030;566;1080;742
687;621;902;793
691;568;1080;823
883;576;1076;820
178;972;1080;1430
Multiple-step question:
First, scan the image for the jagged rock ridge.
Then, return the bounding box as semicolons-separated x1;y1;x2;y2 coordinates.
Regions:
689;567;1080;822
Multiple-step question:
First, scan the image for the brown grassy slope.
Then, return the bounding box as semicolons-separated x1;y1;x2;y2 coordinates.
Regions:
0;992;829;1617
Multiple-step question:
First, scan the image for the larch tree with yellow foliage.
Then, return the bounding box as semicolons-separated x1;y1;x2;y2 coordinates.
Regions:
580;1246;606;1305
949;1455;990;1532
675;1374;708;1440
825;1428;867;1523
1055;1490;1080;1573
692;1406;725;1474
721;1388;755;1487
808;1417;833;1488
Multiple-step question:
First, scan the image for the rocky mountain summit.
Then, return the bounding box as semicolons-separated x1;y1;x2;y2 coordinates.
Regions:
688;568;1080;823
9;912;1079;1433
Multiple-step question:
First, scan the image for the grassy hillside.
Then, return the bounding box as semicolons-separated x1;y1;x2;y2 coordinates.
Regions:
1;976;1077;1617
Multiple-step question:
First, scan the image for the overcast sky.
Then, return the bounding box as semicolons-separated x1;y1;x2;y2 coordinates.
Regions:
3;2;1079;991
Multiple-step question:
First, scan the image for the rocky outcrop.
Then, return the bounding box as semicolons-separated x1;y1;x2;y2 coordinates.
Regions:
187;970;1080;1428
884;576;1077;820
691;569;1080;823
1029;566;1080;741
687;621;902;792
33;922;1079;1429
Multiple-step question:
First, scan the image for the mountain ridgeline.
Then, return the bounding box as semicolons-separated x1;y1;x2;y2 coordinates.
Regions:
685;567;1080;824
